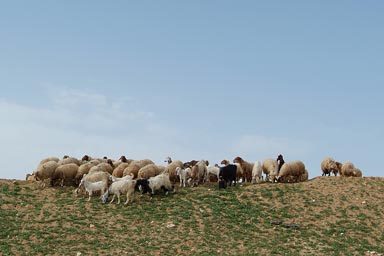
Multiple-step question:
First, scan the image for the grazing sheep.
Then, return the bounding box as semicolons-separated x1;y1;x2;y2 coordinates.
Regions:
75;161;99;185
262;158;279;182
103;179;137;205
137;164;164;180
33;160;59;187
78;178;108;201
112;162;130;178
175;167;192;187
123;159;154;178
321;157;340;176
207;165;220;182
39;157;60;165
26;173;37;181
51;163;79;187
277;160;306;183
340;161;363;177
95;161;114;174
233;156;254;182
252;161;263;183
58;156;80;166
135;173;174;195
163;159;184;183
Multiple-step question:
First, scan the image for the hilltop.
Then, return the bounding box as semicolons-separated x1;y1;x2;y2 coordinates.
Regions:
0;176;383;255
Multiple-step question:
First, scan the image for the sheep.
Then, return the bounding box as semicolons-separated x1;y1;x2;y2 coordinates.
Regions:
33;160;59;187
135;173;174;195
51;163;79;187
78;178;108;201
221;160;243;182
75;161;99;185
277;154;285;172
183;160;198;168
252;161;263;183
176;167;192;187
103;178;137;205
25;173;36;181
137;164;164;180
206;165;220;182
277;160;306;183
123;159;155;178
321;157;340;176
58;156;80;166
218;164;237;188
233;156;254;182
119;155;134;164
262;158;279;182
112;162;130;178
340;161;363;177
163;158;184;183
39;157;60;165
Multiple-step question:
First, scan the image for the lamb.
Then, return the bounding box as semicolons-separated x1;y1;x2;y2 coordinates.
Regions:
163;158;184;183
78;178;108;201
102;178;137;205
51;163;79;187
233;156;254;182
252;161;263;183
262;158;279;182
137;164;165;180
33;160;59;187
135;173;174;195
277;160;306;183
321;157;340;176
175;167;192;187
340;161;363;177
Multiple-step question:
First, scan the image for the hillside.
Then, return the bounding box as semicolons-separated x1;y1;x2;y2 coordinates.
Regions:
1;176;383;255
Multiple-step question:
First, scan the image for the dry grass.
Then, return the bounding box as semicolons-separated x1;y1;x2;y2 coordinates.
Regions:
0;176;383;255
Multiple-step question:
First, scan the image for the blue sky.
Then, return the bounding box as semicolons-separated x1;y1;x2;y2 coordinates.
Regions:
1;1;383;179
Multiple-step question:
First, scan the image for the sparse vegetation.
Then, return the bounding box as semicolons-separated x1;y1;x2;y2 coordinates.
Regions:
0;177;383;255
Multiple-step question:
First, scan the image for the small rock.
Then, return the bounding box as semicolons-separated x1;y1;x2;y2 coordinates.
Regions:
90;224;95;229
76;253;82;256
166;222;176;228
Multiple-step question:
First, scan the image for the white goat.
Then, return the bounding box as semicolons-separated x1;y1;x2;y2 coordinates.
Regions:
103;179;136;205
78;179;108;201
109;173;133;183
149;173;173;195
176;167;191;187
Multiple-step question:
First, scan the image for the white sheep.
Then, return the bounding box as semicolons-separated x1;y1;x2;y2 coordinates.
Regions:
78;177;108;201
340;161;363;177
321;157;341;176
109;173;134;183
136;173;174;195
206;165;220;182
176;167;192;187
33;160;59;187
262;158;279;182
103;179;137;205
252;161;263;183
277;160;306;183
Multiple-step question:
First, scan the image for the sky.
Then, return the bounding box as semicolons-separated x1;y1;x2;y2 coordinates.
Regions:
1;1;383;179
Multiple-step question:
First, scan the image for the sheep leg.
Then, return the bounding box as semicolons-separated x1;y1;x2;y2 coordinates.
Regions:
116;193;121;204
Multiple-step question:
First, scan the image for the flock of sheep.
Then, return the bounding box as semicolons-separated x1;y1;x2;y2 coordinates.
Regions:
25;154;363;204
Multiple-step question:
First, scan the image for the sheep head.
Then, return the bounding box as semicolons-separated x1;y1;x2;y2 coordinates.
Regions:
82;155;90;161
221;159;229;165
119;156;127;162
233;157;244;164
